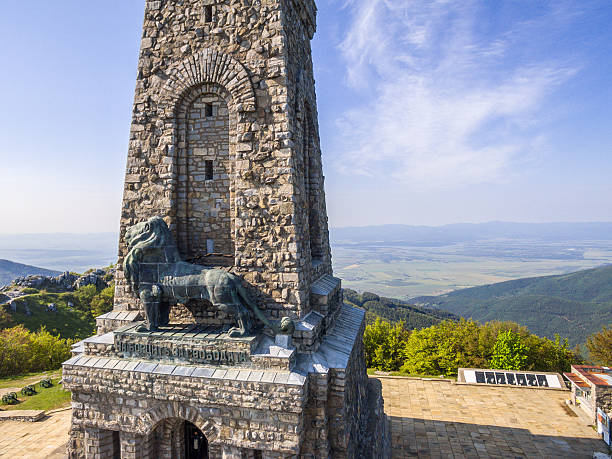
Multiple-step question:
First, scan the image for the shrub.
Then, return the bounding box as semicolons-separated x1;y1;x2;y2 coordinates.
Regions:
74;285;97;309
364;318;410;371
0;325;73;377
40;377;53;388
364;318;580;377
27;327;74;373
1;392;18;405
90;284;115;317
21;385;36;396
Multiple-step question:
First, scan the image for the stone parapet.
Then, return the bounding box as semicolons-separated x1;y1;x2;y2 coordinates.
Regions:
96;310;141;334
82;324;297;371
0;410;46;422
293;310;324;353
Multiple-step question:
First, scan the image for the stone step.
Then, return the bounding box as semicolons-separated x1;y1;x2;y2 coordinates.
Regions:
310;274;341;316
0;410;46;422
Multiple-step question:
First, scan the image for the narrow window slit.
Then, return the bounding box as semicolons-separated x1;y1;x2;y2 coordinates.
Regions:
204;5;213;23
205;160;214;180
205;103;213;117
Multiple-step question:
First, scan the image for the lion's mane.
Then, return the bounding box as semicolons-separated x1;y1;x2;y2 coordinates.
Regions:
123;216;176;291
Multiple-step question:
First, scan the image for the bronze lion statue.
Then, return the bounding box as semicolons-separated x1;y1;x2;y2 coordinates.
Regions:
123;216;294;337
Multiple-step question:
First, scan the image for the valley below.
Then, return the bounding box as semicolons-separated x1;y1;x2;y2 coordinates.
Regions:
333;237;612;300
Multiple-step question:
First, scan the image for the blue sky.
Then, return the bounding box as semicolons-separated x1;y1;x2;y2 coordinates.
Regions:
1;0;611;233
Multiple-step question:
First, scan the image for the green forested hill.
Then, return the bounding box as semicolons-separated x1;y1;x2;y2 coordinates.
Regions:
411;265;612;346
344;289;458;329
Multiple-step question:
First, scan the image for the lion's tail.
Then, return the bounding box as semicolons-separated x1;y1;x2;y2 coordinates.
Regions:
231;274;279;333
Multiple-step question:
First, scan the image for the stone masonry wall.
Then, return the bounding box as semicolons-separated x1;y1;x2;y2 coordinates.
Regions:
596;386;612;417
327;322;368;458
64;364;306;457
114;0;332;329
299;308;388;458
280;0;332;295
300;372;331;457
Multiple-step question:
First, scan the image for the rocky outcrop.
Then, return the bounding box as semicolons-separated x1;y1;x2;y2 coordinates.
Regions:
74;269;114;291
7;268;115;294
13;271;79;291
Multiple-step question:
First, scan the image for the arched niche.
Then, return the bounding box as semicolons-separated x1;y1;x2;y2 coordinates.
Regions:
154;48;257;266
175;83;235;264
302;104;324;263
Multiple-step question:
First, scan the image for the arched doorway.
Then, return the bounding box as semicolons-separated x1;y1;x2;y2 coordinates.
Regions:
184;421;209;459
150;418;210;459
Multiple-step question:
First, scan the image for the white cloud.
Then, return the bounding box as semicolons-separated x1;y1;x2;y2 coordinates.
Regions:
334;0;579;190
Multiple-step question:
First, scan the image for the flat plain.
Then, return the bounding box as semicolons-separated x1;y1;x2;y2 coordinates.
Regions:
333;240;612;300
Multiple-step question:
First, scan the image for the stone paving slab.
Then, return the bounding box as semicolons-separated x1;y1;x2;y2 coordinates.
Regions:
0;409;70;458
378;377;609;458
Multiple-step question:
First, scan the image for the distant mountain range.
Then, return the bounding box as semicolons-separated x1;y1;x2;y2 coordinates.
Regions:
411;264;612;347
0;259;60;287
331;221;612;245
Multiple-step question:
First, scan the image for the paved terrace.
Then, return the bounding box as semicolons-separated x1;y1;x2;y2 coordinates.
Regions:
380;376;609;458
0;377;609;458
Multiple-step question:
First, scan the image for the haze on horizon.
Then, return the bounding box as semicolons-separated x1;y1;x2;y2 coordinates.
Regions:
1;1;611;234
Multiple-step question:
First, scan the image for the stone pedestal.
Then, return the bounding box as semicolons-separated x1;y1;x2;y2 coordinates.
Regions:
64;305;388;458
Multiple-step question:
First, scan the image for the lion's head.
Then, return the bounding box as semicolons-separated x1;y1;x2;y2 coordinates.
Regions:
123;216;173;291
124;216;171;251
279;316;296;335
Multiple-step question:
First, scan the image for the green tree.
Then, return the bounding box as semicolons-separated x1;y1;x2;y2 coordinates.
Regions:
490;330;528;370
0;326;31;376
586;325;612;366
90;284;115;317
74;284;98;310
396;319;577;376
0;326;73;377
363;318;410;371
27;327;73;373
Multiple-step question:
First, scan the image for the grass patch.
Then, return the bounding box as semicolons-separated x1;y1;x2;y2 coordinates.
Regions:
1;377;70;411
1;291;95;340
0;370;61;389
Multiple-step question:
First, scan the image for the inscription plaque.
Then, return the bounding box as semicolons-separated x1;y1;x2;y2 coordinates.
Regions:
116;341;248;365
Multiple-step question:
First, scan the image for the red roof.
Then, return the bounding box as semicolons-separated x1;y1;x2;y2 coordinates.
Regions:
564;372;590;388
572;365;612;387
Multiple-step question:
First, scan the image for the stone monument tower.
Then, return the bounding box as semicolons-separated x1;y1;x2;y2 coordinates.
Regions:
63;0;388;457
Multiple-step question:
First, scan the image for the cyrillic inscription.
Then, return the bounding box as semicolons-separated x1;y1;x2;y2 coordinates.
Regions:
116;341;248;365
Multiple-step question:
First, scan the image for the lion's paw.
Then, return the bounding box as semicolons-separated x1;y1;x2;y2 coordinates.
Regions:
228;327;245;338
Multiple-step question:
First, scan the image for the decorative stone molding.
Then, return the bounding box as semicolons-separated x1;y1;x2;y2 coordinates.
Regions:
137;403;220;442
158;48;257;116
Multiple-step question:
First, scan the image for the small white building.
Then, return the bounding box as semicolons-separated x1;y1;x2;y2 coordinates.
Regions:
564;365;612;424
